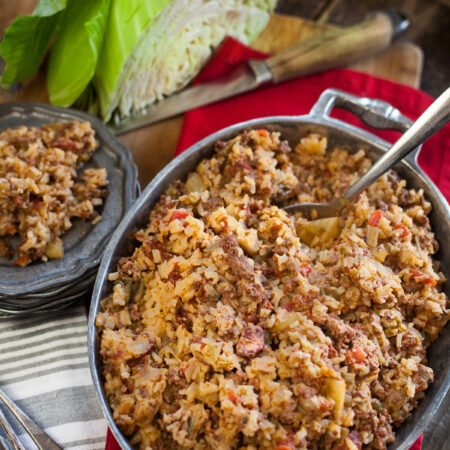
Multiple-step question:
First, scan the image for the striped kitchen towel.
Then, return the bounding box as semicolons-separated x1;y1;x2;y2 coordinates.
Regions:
0;304;107;450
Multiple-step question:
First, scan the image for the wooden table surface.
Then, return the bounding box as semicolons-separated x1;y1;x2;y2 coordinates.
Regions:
0;1;449;449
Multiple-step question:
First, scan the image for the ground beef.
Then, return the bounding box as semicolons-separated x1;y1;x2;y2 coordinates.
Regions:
0;121;106;265
236;323;265;357
323;316;357;347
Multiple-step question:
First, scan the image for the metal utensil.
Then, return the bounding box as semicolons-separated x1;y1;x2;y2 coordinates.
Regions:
0;388;62;450
89;88;450;450
0;406;25;450
283;87;450;219
109;10;409;135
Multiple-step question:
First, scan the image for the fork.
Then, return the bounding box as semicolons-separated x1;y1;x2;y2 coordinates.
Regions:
0;406;24;450
283;87;450;219
0;387;61;450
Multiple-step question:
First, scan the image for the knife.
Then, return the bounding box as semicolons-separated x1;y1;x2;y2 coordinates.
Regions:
110;10;409;135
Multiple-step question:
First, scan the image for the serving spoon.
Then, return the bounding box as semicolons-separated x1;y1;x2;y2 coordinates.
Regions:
283;87;450;219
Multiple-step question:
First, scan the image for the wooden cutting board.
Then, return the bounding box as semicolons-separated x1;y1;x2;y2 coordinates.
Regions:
0;13;423;187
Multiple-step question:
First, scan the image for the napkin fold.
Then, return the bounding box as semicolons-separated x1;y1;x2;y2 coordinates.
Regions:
0;305;107;449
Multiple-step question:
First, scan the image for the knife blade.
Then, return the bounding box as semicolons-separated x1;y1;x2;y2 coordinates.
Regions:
109;10;409;135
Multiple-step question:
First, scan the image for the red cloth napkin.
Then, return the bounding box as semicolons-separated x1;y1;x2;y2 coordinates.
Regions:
106;36;450;450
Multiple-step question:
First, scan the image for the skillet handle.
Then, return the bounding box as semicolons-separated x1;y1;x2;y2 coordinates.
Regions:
309;88;420;165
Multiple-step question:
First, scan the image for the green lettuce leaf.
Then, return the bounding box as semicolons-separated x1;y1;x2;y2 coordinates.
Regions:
94;0;172;121
0;0;68;88
47;0;111;106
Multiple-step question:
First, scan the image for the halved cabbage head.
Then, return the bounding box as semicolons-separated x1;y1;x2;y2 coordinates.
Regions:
95;0;275;122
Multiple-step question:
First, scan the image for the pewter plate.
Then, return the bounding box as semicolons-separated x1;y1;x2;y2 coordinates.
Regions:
0;271;97;305
89;89;449;450
0;271;97;317
0;102;139;296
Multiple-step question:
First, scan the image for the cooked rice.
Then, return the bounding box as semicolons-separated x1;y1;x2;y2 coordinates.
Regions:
0;121;108;266
96;130;448;449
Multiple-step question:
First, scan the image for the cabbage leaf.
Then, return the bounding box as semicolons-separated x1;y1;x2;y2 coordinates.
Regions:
94;0;172;121
0;0;68;88
47;0;111;106
95;0;276;122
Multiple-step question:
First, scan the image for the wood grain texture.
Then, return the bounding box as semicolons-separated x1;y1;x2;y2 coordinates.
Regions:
266;12;394;83
350;41;423;88
0;0;37;35
119;116;184;185
253;14;331;52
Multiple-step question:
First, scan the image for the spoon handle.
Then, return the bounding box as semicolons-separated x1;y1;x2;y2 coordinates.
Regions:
343;87;450;204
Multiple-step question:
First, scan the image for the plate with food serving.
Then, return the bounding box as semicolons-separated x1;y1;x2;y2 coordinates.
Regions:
0;102;138;309
89;89;449;450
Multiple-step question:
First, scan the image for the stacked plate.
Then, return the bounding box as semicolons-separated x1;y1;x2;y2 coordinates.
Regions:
0;102;139;317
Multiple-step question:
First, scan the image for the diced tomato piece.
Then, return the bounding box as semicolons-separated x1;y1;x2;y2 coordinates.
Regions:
368;210;384;227
411;269;436;286
227;390;238;405
348;346;366;364
170;210;190;221
394;223;409;238
282;302;295;312
276;439;295;450
300;263;311;277
257;129;269;137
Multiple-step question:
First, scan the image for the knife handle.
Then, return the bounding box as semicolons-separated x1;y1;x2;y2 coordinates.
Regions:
265;11;407;84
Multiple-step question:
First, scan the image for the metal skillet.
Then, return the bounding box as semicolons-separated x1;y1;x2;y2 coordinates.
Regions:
88;88;450;450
